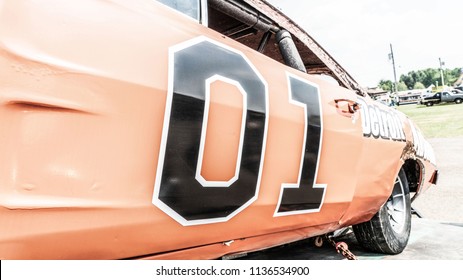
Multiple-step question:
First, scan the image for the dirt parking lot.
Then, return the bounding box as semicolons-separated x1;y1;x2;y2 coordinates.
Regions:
412;137;463;223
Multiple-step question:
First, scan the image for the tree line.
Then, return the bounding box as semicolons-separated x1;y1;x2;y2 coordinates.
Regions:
378;67;463;92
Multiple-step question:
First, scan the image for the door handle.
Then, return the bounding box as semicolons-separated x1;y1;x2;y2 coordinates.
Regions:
334;99;360;117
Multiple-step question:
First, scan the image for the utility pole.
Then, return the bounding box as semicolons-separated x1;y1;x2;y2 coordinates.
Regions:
439;57;445;87
389;44;398;104
389;44;398;92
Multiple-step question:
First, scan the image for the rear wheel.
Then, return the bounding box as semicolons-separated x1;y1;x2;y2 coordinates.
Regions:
455;98;462;104
353;169;411;254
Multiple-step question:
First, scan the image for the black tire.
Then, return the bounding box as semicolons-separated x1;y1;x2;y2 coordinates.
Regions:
353;169;411;254
426;101;433;106
455;99;462;104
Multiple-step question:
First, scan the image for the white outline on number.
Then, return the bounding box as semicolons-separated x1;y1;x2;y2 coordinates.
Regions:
274;72;327;217
195;75;247;187
152;36;269;226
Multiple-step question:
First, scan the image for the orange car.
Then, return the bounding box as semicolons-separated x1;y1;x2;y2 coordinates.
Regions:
0;0;437;259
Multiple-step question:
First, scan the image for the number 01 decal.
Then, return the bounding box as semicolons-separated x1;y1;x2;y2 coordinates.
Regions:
153;37;326;226
275;74;326;216
153;37;268;226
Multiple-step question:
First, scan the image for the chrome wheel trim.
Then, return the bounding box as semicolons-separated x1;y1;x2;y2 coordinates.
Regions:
386;176;406;234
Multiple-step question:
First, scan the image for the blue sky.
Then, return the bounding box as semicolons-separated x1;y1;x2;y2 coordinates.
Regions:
268;0;463;88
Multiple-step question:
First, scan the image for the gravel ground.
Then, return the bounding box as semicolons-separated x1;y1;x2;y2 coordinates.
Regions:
411;137;463;223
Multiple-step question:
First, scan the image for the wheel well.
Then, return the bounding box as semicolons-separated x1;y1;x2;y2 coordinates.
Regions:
402;159;421;193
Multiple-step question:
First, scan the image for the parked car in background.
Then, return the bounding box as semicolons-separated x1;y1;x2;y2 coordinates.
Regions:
0;0;438;259
419;90;463;106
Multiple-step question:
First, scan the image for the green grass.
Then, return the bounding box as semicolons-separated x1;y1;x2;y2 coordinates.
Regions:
397;103;463;138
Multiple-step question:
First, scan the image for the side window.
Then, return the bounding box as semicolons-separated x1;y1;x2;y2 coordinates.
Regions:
157;0;200;21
